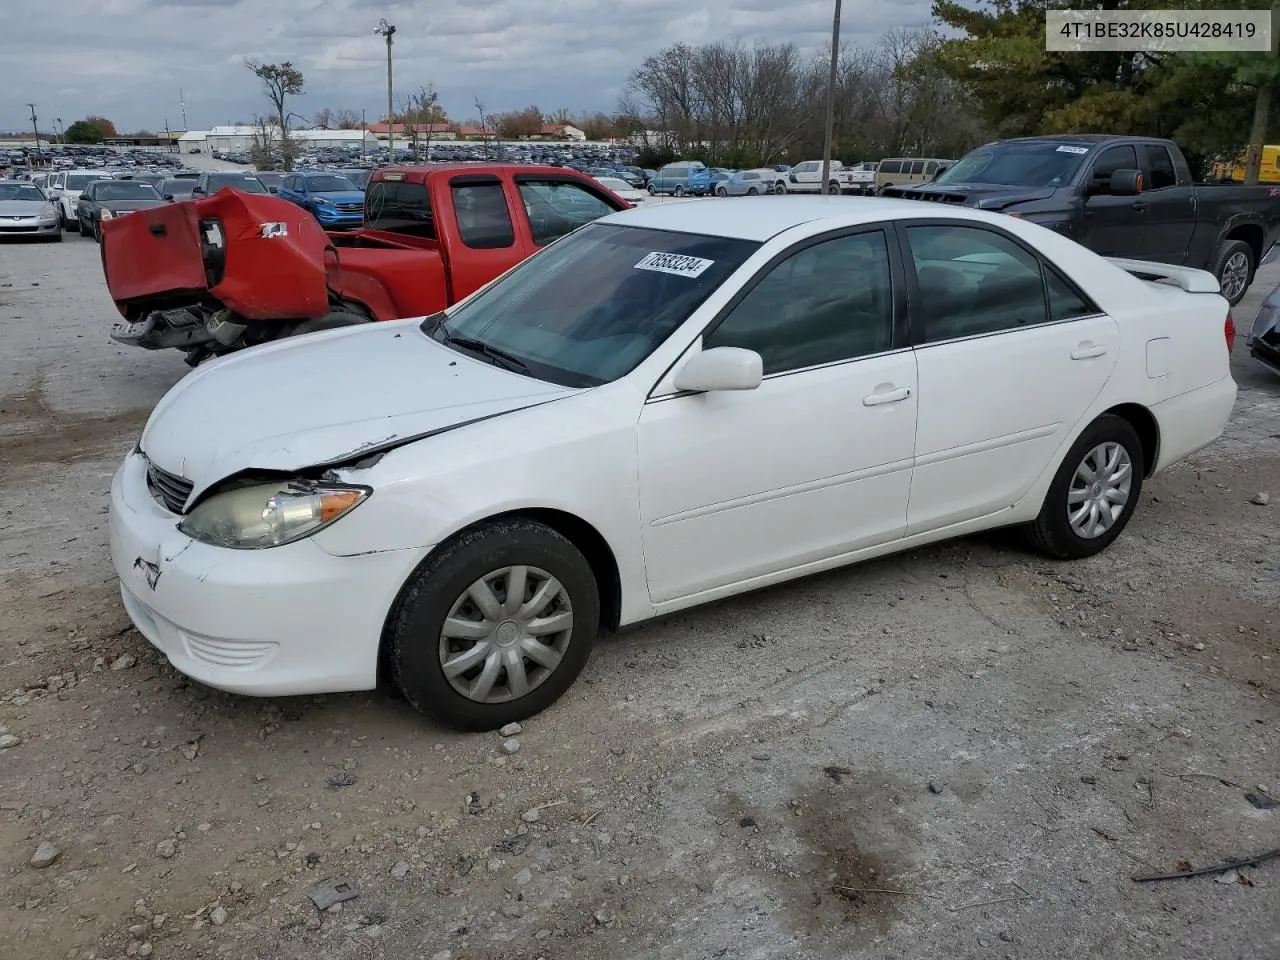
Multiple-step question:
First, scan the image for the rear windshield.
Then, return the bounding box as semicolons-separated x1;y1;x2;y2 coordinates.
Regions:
365;180;433;237
207;175;268;194
429;222;759;387
96;182;161;201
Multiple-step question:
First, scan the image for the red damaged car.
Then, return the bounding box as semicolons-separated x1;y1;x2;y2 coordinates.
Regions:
101;165;630;366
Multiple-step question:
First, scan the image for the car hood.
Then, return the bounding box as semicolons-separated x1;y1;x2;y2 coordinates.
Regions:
0;199;49;216
889;182;1057;210
140;318;581;501
313;191;366;205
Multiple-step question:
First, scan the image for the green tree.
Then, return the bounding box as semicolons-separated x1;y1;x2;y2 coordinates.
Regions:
65;116;117;143
244;59;304;170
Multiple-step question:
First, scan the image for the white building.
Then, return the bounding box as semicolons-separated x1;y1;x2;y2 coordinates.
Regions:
185;126;379;155
177;130;208;154
290;129;379;150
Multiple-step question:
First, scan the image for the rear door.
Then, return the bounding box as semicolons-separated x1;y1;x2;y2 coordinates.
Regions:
1137;143;1197;265
901;220;1119;533
441;174;532;302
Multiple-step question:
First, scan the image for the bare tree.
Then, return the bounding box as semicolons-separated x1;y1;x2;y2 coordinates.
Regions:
313;107;335;130
335;108;361;130
474;96;491;158
244;59;304;170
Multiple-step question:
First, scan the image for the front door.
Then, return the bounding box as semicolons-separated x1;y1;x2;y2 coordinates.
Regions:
1078;143;1146;257
637;228;917;604
900;221;1120;533
1136;142;1197;265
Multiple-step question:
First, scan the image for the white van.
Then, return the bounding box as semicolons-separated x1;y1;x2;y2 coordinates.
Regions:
873;158;950;192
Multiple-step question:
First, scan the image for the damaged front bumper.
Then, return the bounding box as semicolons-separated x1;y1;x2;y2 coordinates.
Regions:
108;450;426;696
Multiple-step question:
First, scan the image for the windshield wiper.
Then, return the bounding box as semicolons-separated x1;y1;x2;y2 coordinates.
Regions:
439;332;530;373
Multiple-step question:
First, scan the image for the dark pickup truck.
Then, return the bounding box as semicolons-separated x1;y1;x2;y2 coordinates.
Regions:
882;135;1280;305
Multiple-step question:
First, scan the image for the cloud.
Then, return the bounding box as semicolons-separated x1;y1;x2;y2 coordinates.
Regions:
3;0;933;132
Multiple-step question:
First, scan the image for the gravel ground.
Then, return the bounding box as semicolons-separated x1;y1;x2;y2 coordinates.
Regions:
0;230;1276;960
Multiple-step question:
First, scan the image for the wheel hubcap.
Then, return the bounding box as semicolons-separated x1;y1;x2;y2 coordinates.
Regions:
1220;251;1249;301
438;565;573;704
1067;441;1133;539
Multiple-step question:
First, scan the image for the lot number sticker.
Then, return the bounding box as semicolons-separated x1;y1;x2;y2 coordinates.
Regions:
634;251;715;278
1056;145;1090;154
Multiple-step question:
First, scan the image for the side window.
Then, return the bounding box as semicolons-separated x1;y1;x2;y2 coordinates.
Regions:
364;179;435;238
452;182;515;249
1045;266;1098;321
518;181;616;246
880;160;901;175
924;161;939;175
906;225;1048;341
909;161;925;175
704;231;894;375
1142;145;1178;189
1088;145;1138;194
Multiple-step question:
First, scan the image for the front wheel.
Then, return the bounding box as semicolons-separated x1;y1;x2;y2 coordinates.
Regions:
77;217;88;236
647;184;657;196
288;309;370;337
773;182;787;195
93;222;102;243
1210;239;1254;306
1024;414;1144;560
388;519;600;731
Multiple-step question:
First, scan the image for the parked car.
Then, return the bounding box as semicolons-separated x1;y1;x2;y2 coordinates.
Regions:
617;166;648;187
275;172;365;229
75;180;168;241
335;169;373;190
874;157;952;191
647;161;712;197
190;171;269;199
157;178;199;202
786;160;845;194
46;169;116;229
107;197;1237;730
593;175;646;204
715;169;772;197
100;165;629;365
843;161;879;195
1247;281;1280;375
881;136;1280;304
0;180;62;241
254;172;287;194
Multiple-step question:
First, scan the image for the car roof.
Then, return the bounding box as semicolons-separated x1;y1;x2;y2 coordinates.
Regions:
600;196;1019;242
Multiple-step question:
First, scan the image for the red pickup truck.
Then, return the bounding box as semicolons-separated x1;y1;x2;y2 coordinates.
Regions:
101;164;629;365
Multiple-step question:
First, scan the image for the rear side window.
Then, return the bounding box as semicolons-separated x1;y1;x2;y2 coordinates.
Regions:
909;161;925;175
925;161;939;175
452;182;515;249
365;179;435;238
1142;145;1178;189
1045;266;1097;321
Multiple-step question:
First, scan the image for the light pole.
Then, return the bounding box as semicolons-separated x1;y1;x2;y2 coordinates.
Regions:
55;118;63;144
820;0;843;195
376;18;396;164
27;103;42;160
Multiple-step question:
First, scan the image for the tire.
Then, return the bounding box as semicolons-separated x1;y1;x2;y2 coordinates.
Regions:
93;222;102;243
289;309;370;336
826;181;841;195
673;185;685;198
77;217;88;236
747;187;758;196
716;187;727;197
62;212;76;232
388;519;600;730
1024;414;1144;560
1209;239;1254;306
647;184;657;196
46;231;63;243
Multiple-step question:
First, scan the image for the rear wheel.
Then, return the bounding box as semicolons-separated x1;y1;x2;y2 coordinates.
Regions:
388;519;600;730
826;181;841;194
1210;239;1254;305
1024;414;1144;560
715;187;727;197
673;185;685;197
746;186;759;196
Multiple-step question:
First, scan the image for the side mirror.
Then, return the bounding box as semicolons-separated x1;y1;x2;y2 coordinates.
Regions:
932;165;949;181
1109;169;1143;196
673;346;763;393
162;194;174;201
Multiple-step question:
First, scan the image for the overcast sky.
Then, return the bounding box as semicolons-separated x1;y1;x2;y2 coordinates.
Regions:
5;0;933;134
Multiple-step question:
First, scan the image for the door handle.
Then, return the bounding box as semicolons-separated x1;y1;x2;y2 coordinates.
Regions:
1131;201;1149;212
1071;342;1107;360
862;386;912;406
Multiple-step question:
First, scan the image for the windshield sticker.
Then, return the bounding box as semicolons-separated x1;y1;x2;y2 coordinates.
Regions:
634;252;715;278
1056;145;1089;155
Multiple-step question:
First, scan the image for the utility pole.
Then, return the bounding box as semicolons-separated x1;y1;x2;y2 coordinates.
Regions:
179;88;188;130
165;119;172;154
361;107;367;159
820;0;843;195
376;18;396;164
27;103;42;160
55;118;62;145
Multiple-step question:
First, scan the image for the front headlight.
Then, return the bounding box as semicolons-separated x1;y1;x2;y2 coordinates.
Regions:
1251;299;1280;341
178;480;370;549
39;207;57;221
101;209;114;220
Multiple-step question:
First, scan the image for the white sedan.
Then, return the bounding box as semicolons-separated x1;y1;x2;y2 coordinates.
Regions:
593;175;648;205
109;198;1237;730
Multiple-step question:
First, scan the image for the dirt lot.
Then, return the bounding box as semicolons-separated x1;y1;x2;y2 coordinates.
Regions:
0;230;1276;960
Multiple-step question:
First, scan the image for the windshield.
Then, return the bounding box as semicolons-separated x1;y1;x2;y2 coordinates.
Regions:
305;175;358;192
97;182;161;201
67;174;107;190
161;180;196;196
429;222;760;387
934;141;1090;188
0;184;45;201
208;175;268;194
